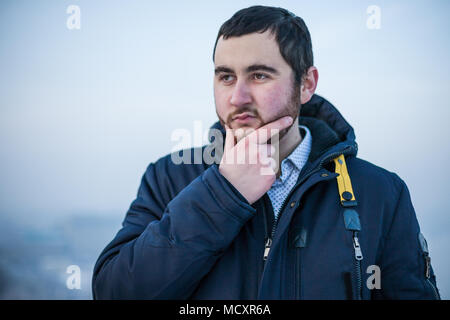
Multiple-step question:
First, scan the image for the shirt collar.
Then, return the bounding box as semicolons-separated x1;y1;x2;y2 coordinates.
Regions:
275;125;312;183
285;125;312;171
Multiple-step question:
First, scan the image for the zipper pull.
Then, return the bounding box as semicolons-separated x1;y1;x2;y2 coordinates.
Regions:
353;233;363;261
425;255;431;278
263;238;272;261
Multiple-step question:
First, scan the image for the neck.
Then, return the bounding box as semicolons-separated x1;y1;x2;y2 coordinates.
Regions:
273;116;302;178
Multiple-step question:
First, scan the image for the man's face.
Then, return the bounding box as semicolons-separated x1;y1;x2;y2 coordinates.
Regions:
213;31;300;140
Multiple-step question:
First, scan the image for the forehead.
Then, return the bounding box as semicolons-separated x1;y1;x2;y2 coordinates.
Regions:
214;31;291;72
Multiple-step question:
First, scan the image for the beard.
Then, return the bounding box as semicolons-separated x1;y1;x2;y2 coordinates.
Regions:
216;83;302;142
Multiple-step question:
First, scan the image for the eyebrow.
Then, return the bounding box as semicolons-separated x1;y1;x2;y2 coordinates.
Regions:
214;64;280;75
246;64;279;75
214;66;234;75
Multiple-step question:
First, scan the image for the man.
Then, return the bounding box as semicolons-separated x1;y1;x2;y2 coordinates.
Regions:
92;6;440;299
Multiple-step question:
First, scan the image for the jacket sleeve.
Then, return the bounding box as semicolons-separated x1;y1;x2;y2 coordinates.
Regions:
372;175;440;299
92;162;256;299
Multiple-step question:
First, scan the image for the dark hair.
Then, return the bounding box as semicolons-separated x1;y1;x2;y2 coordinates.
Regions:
213;5;314;85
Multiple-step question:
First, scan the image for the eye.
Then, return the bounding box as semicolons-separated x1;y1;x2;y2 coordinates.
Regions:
219;74;235;84
252;73;269;81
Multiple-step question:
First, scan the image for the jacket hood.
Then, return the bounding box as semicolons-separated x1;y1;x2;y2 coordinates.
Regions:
209;94;358;165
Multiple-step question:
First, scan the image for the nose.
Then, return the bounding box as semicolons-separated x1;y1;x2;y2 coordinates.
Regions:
230;79;252;107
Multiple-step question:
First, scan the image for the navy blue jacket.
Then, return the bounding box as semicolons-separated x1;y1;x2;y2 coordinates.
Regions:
92;94;440;299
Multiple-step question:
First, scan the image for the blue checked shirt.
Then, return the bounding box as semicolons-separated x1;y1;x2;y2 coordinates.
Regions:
267;125;312;219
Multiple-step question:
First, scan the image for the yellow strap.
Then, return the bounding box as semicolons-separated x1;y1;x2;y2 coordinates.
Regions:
333;154;356;204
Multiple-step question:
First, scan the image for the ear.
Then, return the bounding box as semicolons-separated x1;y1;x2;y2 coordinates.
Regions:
300;66;319;104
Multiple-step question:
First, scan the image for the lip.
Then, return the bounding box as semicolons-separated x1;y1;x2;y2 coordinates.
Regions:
232;113;256;122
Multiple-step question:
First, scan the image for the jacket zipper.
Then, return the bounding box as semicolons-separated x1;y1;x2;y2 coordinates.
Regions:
352;231;363;300
262;145;355;262
424;253;440;299
263;238;272;261
263;185;294;261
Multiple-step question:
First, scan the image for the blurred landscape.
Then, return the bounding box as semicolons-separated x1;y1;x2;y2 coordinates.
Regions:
0;209;447;299
0;214;122;299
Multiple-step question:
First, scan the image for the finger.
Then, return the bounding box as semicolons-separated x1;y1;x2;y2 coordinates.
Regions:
251;116;293;144
242;143;272;166
234;128;247;143
269;144;276;157
258;144;278;173
258;144;275;158
224;124;235;151
259;157;277;176
258;144;273;165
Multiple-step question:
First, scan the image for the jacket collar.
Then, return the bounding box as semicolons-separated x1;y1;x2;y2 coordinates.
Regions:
299;94;357;161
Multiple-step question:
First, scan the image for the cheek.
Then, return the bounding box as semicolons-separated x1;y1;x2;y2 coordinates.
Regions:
257;84;290;117
214;87;228;117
